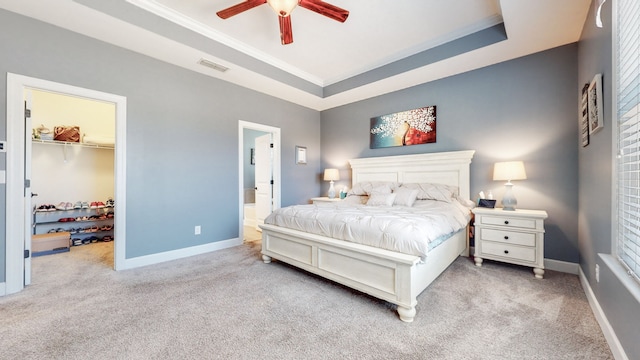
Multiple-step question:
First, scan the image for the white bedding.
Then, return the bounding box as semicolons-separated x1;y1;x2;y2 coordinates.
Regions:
264;199;471;259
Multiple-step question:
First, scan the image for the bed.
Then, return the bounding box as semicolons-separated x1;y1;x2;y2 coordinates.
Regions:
259;150;475;322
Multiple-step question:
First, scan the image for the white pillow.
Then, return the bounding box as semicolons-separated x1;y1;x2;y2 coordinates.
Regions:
366;193;396;206
393;188;419;207
343;195;368;205
400;183;458;203
348;181;399;196
369;185;392;195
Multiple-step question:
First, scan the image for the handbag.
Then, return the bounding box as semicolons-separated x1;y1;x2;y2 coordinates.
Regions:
54;126;80;142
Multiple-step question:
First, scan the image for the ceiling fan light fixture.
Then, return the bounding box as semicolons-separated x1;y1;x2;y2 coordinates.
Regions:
267;0;298;16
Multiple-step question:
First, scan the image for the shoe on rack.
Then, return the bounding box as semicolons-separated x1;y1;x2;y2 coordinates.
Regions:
74;201;82;209
101;235;113;242
105;198;115;208
36;204;49;212
81;201;89;209
48;204;57;211
65;202;74;210
81;238;91;245
90;202;98;209
56;202;67;211
72;238;83;246
96;201;106;208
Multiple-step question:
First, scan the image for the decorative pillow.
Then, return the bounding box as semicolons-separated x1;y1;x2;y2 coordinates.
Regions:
348;181;399;196
369;185;392;195
366;193;396;206
400;183;458;203
343;195;368;205
393;187;419;207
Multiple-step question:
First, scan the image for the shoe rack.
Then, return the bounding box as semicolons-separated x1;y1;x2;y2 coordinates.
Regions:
33;207;115;246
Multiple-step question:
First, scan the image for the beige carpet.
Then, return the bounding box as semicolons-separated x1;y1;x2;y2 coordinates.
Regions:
0;241;613;359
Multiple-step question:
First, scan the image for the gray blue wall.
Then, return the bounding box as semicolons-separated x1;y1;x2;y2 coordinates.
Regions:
578;1;640;358
0;8;321;270
321;44;580;263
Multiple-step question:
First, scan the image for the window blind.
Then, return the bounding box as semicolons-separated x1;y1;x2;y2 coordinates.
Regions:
616;0;640;280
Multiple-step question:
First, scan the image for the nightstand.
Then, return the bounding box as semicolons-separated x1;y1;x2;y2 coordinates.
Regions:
311;197;343;204
471;207;548;279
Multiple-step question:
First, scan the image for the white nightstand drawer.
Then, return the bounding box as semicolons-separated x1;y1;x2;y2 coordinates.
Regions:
482;242;536;263
479;228;536;247
479;215;536;230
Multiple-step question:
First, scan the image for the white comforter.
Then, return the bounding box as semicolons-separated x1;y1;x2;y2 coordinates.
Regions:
264;200;471;258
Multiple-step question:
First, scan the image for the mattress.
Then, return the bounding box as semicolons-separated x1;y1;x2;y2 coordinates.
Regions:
264;199;471;259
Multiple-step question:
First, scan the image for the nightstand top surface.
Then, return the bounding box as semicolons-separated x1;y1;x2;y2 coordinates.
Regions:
472;207;548;219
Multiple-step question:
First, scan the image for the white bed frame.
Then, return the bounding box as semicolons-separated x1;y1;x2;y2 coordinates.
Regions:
260;150;475;322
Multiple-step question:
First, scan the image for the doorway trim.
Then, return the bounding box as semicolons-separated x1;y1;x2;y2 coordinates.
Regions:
238;121;281;242
4;73;127;295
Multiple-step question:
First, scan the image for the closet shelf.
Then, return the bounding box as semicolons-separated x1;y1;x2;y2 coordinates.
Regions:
32;139;114;149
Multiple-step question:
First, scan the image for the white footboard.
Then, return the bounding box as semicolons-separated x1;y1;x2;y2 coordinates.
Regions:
260;223;467;322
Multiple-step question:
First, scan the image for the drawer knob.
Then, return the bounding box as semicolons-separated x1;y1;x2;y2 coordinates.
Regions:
504;250;509;254
504;220;510;225
504;236;509;240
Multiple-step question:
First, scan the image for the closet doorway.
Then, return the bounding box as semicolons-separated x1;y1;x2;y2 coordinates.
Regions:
30;89;116;266
5;74;127;295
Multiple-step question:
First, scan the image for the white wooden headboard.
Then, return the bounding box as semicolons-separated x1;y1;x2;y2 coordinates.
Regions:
348;150;475;200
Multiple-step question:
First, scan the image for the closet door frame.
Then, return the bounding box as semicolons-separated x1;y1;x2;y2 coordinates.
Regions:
4;73;127;295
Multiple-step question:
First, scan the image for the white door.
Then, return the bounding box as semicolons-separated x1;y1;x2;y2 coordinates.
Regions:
254;133;273;231
23;90;33;286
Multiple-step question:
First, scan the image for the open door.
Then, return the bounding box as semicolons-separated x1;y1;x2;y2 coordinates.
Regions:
23;90;33;286
254;133;273;231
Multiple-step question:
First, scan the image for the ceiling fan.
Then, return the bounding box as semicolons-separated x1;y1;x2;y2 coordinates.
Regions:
216;0;349;45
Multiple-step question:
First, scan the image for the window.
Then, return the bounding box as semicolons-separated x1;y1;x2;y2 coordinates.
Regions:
616;0;640;280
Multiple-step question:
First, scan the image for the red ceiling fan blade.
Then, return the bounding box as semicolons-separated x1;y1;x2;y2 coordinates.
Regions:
299;0;349;22
279;15;293;45
216;0;266;19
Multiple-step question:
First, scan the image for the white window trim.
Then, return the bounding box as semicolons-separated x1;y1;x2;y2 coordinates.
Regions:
612;0;640;283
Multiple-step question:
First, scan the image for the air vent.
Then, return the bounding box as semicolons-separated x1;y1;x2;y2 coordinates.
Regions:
197;58;229;72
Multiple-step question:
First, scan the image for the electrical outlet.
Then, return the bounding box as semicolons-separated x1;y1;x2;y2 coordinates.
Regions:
194;225;201;235
595;264;600;283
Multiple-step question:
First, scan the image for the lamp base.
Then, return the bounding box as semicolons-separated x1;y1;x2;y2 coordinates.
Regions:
501;182;517;211
328;181;336;199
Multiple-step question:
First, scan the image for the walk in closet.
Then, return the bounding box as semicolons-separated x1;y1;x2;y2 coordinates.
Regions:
30;89;115;261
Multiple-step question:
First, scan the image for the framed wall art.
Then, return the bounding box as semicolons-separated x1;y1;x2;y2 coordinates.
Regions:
295;145;307;165
580;83;590;147
370;106;436;149
588;73;604;135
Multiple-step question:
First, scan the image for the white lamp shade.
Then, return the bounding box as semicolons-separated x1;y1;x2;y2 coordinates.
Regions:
493;161;527;181
323;168;340;181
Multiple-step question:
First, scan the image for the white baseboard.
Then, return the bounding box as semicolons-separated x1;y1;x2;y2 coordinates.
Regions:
117;237;243;271
243;219;257;227
579;267;629;360
0;282;6;297
545;258;579;274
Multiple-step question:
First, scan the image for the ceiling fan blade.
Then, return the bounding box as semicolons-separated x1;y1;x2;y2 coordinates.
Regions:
299;0;349;22
216;0;266;19
279;15;293;45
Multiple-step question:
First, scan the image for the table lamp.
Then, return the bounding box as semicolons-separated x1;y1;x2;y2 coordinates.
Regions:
493;161;527;211
324;168;340;199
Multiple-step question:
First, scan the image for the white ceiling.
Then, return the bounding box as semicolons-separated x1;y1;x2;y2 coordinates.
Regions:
0;0;591;110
